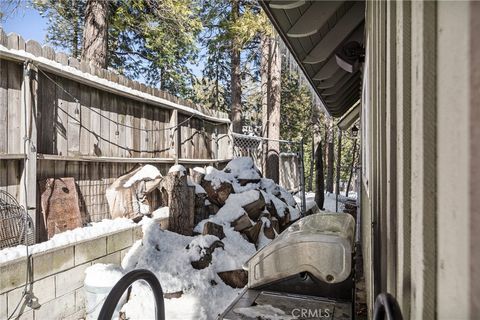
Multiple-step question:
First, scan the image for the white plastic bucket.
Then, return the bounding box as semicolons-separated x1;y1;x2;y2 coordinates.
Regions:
84;264;126;320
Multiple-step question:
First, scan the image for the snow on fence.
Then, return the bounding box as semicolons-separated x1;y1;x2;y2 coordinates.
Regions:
0;29;232;243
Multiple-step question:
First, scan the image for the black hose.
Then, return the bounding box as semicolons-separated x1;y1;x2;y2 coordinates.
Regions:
98;269;165;320
373;293;403;320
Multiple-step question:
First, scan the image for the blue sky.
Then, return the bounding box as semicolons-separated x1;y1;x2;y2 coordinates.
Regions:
1;5;48;45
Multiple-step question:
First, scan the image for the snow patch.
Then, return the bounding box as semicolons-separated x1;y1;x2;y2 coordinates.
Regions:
233;304;293;320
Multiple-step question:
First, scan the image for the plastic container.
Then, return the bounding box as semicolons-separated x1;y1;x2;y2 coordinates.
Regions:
84;264;125;320
244;212;355;288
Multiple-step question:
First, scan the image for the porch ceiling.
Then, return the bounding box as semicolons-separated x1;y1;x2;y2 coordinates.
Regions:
260;0;365;118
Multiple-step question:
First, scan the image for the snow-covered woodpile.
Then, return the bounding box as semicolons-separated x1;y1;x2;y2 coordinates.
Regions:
194;157;301;249
106;157;302;248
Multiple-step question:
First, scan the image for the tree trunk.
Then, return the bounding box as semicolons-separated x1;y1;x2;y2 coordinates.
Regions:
261;33;281;183
345;138;358;197
82;0;108;68
162;171;194;235
326;120;335;193
308;136;314;191
230;0;242;133
314;141;325;210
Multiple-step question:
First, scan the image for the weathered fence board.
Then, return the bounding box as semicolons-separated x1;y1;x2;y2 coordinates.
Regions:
0;60;8;154
7;61;21;155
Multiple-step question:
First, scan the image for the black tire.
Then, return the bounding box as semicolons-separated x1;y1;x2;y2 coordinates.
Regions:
98;269;165;320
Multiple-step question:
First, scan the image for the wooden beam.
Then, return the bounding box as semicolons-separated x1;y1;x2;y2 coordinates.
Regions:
322;72;360;96
269;0;305;10
287;1;343;38
313;57;340;81
0;154;25;160
303;2;365;64
37;153;231;164
317;68;348;89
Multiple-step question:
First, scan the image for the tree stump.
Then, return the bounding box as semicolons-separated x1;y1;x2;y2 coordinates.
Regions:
162;170;195;236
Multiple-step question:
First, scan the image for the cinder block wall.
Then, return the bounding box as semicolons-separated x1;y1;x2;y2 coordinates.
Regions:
0;218;166;320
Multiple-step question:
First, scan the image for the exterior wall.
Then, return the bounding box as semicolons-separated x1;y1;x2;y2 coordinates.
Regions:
362;0;478;319
437;1;470;319
0;217;167;320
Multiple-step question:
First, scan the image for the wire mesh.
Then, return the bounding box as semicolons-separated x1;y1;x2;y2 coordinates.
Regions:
232;133;304;195
0;190;34;249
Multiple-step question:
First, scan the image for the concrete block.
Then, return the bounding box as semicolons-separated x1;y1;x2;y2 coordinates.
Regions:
55;263;90;297
0;292;7;319
11;309;33;320
62;309;86;320
133;225;143;240
33;247;74;280
34;291;75;320
7;275;55;315
74;237;107;265
74;288;85;313
94;251;121;265
107;229;133;253
120;247;131;262
0;260;27;294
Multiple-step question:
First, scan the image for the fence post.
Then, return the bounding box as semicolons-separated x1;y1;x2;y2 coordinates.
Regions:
169;109;179;164
20;61;37;243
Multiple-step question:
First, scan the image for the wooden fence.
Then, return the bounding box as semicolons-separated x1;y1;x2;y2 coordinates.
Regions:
0;29;232;242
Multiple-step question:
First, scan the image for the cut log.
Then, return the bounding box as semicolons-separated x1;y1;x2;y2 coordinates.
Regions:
194;193;209;225
190;240;224;270
217;270;248;288
161;170;195;236
207;203;221;216
203;222;225;240
164;291;183;299
201;180;233;206
242;221;262;243
231;213;253;232
242;192;266;221
237;178;261;186
264;217;279;240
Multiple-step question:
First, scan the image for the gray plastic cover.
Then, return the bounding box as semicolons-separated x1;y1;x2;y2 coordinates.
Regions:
244;212;355;288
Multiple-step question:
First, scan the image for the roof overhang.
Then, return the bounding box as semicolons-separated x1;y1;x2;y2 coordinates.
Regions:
260;0;365;118
337;100;360;131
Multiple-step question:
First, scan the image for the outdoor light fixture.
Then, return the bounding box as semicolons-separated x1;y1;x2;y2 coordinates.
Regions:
352;125;359;137
335;41;365;73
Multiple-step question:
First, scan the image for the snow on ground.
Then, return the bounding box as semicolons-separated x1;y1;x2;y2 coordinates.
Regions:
115;219;256;319
233;304;293;320
123;164;162;188
0;218;137;264
295;191;357;213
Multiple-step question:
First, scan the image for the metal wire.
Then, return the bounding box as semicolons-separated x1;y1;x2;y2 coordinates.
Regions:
37;67;196;132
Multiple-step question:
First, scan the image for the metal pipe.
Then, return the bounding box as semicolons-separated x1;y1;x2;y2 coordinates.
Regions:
336;129;342;212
